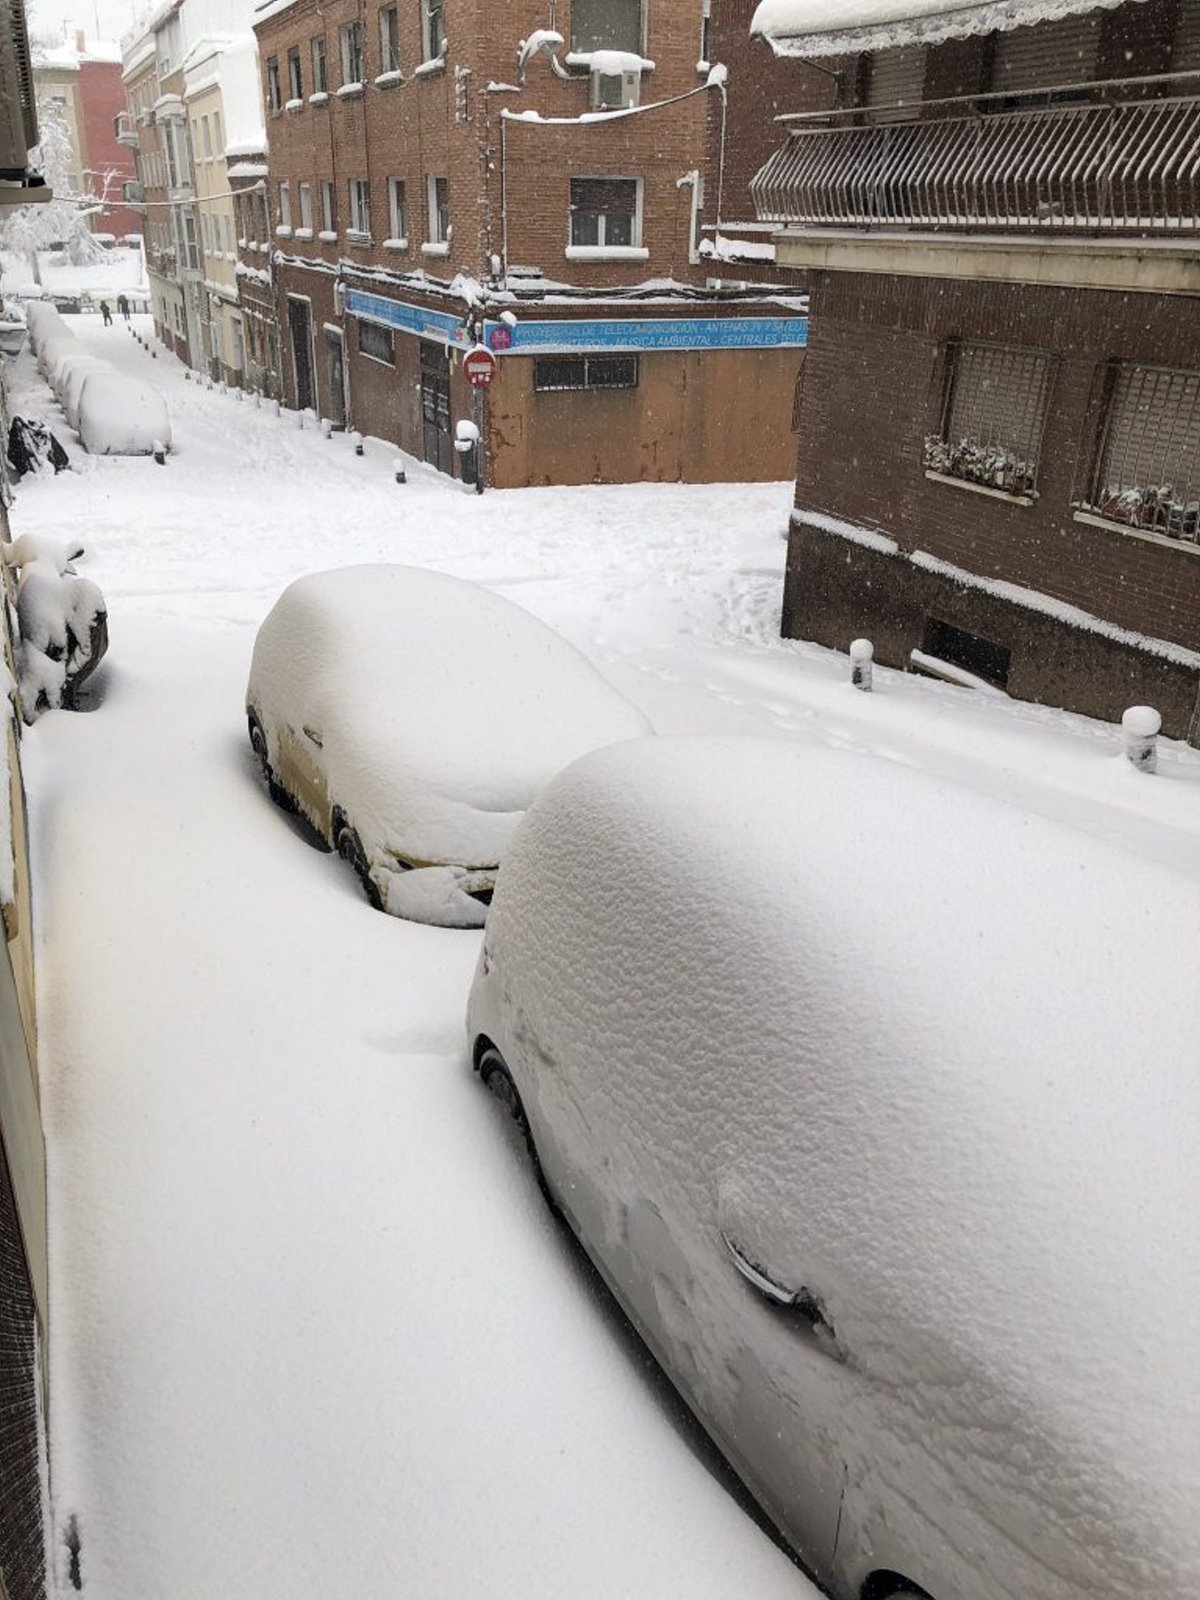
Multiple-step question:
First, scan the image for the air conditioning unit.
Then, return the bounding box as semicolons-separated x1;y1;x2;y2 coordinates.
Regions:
0;0;45;189
590;66;639;111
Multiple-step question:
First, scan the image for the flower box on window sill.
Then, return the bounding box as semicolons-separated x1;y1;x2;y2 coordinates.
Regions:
293;227;313;241
275;224;293;238
285;97;303;112
564;244;649;262
1071;508;1200;553
414;56;445;78
308;91;329;105
374;69;402;87
922;436;1037;503
421;239;450;256
382;237;409;251
923;470;1035;507
345;229;372;246
317;229;338;243
337;81;364;98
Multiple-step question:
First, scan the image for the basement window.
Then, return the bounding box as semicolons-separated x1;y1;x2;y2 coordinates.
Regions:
924;340;1053;500
921;618;1012;690
534;355;638;392
1079;362;1200;544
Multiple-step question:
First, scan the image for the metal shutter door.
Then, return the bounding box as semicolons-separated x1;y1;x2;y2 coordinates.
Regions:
1171;0;1200;70
867;45;926;121
991;14;1101;92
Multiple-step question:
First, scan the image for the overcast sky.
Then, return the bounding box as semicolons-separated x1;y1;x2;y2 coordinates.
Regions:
29;0;145;48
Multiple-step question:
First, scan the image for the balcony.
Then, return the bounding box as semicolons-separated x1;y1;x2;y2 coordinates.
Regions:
114;112;139;149
752;94;1200;237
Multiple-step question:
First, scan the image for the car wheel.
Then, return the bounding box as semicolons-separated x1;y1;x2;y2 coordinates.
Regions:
248;716;295;812
334;815;383;911
477;1046;550;1196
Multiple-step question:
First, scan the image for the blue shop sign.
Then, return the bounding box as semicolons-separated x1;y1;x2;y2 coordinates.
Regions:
345;289;469;345
484;315;808;354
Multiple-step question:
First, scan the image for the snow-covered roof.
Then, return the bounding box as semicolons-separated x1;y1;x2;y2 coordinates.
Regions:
34;36;123;70
751;0;1144;57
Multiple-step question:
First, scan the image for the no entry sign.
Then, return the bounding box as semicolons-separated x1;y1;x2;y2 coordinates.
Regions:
463;345;497;389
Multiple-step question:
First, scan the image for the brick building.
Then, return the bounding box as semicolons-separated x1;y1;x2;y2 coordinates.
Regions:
752;0;1200;740
34;32;140;238
249;0;808;485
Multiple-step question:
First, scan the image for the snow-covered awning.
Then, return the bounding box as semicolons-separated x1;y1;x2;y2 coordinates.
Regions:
750;0;1145;58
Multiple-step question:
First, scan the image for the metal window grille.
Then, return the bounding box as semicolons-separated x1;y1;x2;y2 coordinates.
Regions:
534;355;638;391
359;321;394;364
1086;363;1200;542
925;341;1053;497
571;0;642;52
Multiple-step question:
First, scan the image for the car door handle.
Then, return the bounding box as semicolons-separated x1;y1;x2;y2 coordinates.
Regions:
302;724;323;748
721;1230;836;1338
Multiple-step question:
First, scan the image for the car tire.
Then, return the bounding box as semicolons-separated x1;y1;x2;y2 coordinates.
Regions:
333;815;383;911
477;1046;551;1198
248;716;294;812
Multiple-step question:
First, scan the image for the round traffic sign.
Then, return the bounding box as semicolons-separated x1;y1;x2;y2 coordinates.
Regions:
463;345;497;388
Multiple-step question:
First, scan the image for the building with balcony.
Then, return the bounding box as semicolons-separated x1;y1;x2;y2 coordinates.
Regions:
34;30;140;238
250;0;808;486
752;0;1200;740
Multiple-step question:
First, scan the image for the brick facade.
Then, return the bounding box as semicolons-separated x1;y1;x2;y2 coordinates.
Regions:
77;58;140;238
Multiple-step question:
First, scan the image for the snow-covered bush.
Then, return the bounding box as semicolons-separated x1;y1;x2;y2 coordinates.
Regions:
4;534;108;720
77;371;171;457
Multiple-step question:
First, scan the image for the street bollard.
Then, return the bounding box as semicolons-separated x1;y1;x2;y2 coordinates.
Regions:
272;400;281;418
320;417;333;438
350;430;363;455
394;459;407;484
850;638;874;692
152;439;166;465
1122;705;1161;774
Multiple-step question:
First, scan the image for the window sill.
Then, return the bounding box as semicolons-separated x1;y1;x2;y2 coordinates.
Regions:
285;97;304;112
382;237;409;251
275;225;293;238
317;229;338;243
337;82;364;98
421;240;450;256
564;244;649;262
1072;508;1200;555
308;91;329;105
293;227;313;240
345;229;372;246
923;468;1035;507
414;56;445;78
374;69;403;87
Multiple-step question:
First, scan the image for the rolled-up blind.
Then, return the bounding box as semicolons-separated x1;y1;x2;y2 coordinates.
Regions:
990;14;1100;92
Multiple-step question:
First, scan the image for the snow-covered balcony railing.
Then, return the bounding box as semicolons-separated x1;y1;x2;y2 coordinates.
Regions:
752;91;1200;236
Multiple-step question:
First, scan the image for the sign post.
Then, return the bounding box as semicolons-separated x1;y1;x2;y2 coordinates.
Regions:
462;345;494;494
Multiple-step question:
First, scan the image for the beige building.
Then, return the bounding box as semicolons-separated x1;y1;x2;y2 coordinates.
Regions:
185;42;242;378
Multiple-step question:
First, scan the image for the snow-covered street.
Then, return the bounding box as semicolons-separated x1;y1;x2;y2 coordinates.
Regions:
8;317;1200;1598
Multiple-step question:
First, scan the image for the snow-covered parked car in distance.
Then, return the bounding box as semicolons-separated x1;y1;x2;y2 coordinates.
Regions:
246;564;652;926
467;735;1200;1600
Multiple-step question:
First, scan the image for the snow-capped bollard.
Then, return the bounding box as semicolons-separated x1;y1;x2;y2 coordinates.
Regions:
320;417;333;439
394;459;407;484
272;399;281;418
235;387;243;402
152;439;166;465
296;410;305;429
350;430;363;455
184;369;190;380
1122;705;1161;773
850;638;874;692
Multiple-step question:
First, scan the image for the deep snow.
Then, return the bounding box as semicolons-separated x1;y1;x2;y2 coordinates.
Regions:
6;315;1200;1598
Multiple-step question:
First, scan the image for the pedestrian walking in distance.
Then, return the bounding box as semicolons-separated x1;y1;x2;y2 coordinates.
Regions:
99;301;112;326
117;294;129;321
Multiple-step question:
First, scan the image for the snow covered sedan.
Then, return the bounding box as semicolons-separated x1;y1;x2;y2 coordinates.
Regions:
467;735;1200;1600
246;564;652;927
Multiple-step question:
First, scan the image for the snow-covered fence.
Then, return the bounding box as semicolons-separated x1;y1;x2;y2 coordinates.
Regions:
1122;706;1161;774
25;306;172;458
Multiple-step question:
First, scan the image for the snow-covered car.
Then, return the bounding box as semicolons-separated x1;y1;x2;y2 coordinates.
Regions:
246;564;652;926
467;735;1200;1600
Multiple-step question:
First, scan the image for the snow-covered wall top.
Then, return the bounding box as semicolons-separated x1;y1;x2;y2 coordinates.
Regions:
751;0;1143;56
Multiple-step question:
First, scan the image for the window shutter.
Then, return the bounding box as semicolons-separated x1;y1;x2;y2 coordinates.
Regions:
866;45;926;120
990;15;1100;93
1171;0;1200;70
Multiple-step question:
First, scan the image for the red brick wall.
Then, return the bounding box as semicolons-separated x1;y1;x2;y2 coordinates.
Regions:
78;60;139;236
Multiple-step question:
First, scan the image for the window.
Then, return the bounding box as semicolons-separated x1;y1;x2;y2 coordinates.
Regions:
360;320;395;364
427;175;449;242
311;35;327;92
387;177;407;239
340;21;364;84
700;0;712;62
321;179;336;231
379;6;400;72
287;47;303;99
1081;363;1200;543
298;182;312;230
921;619;1011;691
213;111;223;153
534;355;638;391
569;177;640;247
924;341;1053;499
571;0;642;52
278;181;292;228
266;56;282;112
420;0;444;60
201;116;212;158
348;178;370;235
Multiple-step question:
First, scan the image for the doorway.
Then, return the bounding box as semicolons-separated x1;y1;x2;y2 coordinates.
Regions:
288;297;315;412
420;340;453;475
325;329;347;429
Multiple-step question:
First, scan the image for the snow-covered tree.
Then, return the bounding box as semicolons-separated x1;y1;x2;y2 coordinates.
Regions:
0;97;115;284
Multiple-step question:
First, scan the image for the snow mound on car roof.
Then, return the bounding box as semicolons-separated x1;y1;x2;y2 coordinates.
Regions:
248;563;652;865
484;734;1200;1599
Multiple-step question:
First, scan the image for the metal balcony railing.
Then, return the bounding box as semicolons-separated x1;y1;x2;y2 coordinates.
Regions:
751;96;1200;236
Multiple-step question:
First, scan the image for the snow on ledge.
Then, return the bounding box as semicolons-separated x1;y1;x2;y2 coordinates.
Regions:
308;91;329;104
336;81;364;98
421;241;450;256
414;56;446;77
382;237;409;251
563;49;655;72
374;69;403;86
793;509;900;555
565;245;650;262
750;0;1145;56
228;161;268;178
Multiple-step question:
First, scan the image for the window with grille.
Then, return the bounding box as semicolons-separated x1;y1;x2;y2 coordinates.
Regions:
360;320;395;364
380;7;400;72
924;341;1053;498
287;48;302;99
571;0;642;52
570;177;640;247
311;35;327;92
534;355;638;391
340;21;363;84
1083;363;1200;542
